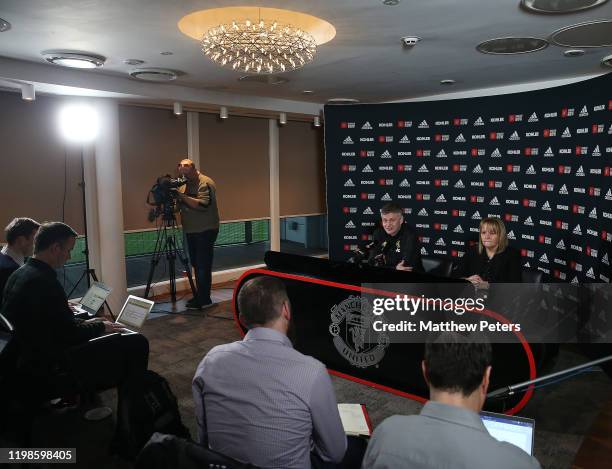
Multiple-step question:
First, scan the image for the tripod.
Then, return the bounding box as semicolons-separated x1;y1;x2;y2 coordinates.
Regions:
144;204;197;305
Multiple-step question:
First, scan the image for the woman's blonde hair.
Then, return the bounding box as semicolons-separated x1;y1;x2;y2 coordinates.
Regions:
478;217;508;255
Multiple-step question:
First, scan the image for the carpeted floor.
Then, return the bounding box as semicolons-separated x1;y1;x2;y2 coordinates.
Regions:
14;295;612;469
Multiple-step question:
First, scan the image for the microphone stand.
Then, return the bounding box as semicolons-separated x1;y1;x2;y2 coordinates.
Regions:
487;354;612;400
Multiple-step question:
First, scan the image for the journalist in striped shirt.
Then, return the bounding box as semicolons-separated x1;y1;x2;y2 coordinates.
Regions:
192;276;352;469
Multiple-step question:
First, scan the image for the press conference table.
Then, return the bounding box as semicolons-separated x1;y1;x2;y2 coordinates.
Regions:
232;251;549;415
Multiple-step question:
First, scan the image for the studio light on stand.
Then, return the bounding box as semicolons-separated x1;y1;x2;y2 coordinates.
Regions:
58;103;113;318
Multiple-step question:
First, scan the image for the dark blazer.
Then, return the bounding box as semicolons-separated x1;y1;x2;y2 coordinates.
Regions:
0;251;20;306
453;245;522;283
0;258;104;377
369;223;424;272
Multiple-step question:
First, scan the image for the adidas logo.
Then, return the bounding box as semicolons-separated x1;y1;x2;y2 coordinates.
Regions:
562;127;571;138
436;149;447;158
363;207;374;215
344;179;355;187
490;196;500;206
471;211;481;220
474;117;484;126
579;105;588;117
576;165;585;176
524;261;530;268
508;181;518;191
509;131;520;141
435;238;446;246
399;135;410;144
571;276;579;285
454;179;465;189
544;147;554;157
525;216;534;226
345;220;356;228
592;145;601;156
539;253;549;263
589;207;597;219
362;164;373;172
526;165;536;175
455;133;466;143
559;184;568;195
361;121;372;130
556;239;566;249
418;208;429;216
528;112;539;123
542;201;551;211
603;253;609;265
454;225;464;233
606;189;612;200
573;224;582;235
436;194;447;202
473;164;483;174
609;124;612;134
343;136;354;144
586;267;595;279
381;193;392;201
491;148;502;158
418;120;429;128
399;179;410;187
418;164;429;173
421;247;429;255
380;150;392;158
507;230;516;240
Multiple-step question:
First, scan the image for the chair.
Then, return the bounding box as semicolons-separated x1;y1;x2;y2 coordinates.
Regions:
136;432;260;469
522;268;543;284
421;256;454;278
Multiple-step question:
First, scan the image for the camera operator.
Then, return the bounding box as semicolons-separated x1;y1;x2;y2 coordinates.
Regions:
175;159;220;310
367;202;423;272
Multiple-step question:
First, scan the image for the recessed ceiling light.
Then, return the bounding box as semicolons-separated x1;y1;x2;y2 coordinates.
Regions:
440;79;456;85
382;0;401;5
327;98;360;104
129;68;178;82
563;49;585;57
124;59;145;65
550;20;612;48
477;37;548;54
601;54;612;67
41;50;106;68
313;116;321;127
302;90;315;94
0;17;10;32
521;0;608;14
160;51;174;55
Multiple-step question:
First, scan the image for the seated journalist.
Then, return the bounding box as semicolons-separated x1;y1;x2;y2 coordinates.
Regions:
452;217;521;288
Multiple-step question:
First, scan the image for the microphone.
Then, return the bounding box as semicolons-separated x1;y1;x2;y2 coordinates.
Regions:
486;386;513;400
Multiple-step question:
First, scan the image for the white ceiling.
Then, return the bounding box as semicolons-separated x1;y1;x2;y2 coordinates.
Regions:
0;0;611;107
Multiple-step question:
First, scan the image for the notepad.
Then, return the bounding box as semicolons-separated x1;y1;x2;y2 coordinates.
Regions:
337;403;372;437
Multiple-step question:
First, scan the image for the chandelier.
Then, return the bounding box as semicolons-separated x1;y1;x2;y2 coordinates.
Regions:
201;18;317;74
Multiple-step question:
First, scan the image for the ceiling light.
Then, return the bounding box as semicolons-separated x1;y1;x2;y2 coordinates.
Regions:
550;20;612;48
160;51;174;55
173;102;183;116
401;36;421;47
0;17;10;32
42;51;106;69
564;49;585;57
383;0;401;5
440;79;456;85
327;98;360;104
313;116;321;127
521;0;609;14
124;59;145;65
21;83;35;101
279;112;287;125
129;68;178;82
302;90;314;95
477;37;548;54
220;106;228;119
602;54;612;67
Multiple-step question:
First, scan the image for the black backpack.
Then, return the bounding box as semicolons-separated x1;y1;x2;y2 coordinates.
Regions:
113;370;191;460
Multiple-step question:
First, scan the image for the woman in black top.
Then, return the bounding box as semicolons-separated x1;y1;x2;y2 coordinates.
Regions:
453;217;522;288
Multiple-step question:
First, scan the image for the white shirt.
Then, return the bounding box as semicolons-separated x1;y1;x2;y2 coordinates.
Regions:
1;245;25;267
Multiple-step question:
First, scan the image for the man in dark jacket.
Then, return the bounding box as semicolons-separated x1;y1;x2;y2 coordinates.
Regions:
0;217;40;305
368;202;424;272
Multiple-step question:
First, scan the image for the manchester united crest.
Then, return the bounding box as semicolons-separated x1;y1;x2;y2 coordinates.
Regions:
329;295;389;368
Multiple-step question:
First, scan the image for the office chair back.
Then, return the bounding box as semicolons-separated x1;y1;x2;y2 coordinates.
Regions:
422;256;454;278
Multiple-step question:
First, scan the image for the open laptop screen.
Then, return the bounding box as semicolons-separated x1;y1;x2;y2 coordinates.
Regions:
116;295;154;329
79;282;112;315
480;411;535;455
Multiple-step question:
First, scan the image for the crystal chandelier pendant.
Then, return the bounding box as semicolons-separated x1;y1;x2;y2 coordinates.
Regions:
202;18;316;74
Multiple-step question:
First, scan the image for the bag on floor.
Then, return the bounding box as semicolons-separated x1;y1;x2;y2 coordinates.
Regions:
113;370;190;460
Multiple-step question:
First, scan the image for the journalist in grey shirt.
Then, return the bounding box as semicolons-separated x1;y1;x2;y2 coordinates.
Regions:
363;400;541;469
192;327;347;469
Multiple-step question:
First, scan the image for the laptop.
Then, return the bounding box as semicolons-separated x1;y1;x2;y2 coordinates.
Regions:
115;295;155;334
480;411;535;455
73;282;112;316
